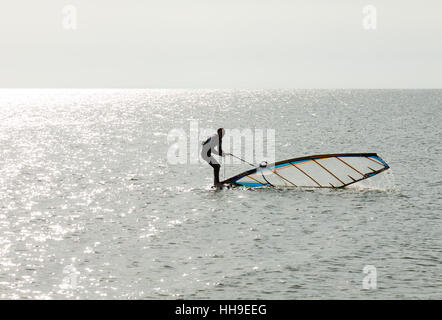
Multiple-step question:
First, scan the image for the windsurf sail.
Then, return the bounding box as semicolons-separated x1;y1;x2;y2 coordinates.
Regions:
221;153;390;188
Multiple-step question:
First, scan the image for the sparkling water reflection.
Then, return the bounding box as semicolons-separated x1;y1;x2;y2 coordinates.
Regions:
0;89;441;299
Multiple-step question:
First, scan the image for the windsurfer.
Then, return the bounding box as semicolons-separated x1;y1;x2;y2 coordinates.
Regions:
201;128;227;187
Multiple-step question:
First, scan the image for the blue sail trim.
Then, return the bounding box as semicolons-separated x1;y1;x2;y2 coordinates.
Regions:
368;155;390;168
236;182;267;187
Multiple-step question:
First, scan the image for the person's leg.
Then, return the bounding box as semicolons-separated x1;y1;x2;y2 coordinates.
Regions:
202;146;221;185
211;163;221;185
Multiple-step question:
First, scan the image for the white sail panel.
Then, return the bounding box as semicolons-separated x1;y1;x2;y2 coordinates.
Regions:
265;165;312;187
315;157;363;184
293;160;343;187
340;156;385;173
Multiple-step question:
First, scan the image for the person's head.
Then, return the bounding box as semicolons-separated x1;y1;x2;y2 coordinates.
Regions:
217;128;225;137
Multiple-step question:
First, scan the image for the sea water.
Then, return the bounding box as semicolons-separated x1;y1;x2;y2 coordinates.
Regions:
0;89;441;299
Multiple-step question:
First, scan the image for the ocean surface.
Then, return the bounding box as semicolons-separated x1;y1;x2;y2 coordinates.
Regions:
0;89;441;299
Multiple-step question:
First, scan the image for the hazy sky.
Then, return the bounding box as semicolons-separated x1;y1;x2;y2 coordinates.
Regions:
0;0;441;88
